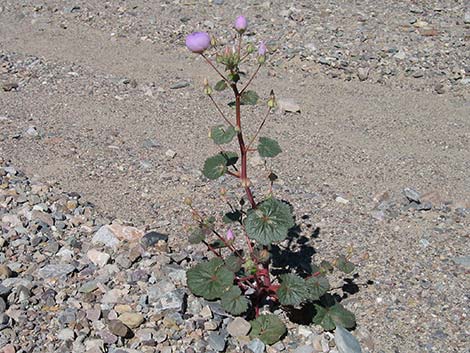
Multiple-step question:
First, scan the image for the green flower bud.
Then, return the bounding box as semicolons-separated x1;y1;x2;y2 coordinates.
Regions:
267;89;276;108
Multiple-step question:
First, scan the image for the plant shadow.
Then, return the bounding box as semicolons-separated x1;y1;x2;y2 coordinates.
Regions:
267;216;373;328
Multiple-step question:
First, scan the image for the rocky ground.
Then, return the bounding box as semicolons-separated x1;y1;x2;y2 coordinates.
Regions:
1;1;470;353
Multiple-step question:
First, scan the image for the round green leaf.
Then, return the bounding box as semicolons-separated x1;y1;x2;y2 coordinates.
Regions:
245;198;294;245
277;273;308;306
312;303;356;331
258;137;282;158
250;314;286;345
305;276;330;301
188;228;206;244
220;151;238;166
210;125;237;145
240;90;259;105
187;258;234;300
221;286;249;315
203;154;227;180
214;80;228;91
335;255;355;274
224;254;243;273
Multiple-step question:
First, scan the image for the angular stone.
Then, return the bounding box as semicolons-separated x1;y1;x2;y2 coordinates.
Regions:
92;225;119;248
246;338;265;353
2;344;16;353
108;320;132;338
357;68;369;81
87;249;110;267
335;326;362;353
118;312;144;329
93;224;144;248
277;98;300;113
165;149;177;159
141;231;168;248
0;264;13;279
452;256;470;269
227;317;251;337
156;288;186;312
98;329;118;345
57;328;75;341
101;288;128;304
37;264;75;279
294;346;315;353
147;280;176;302
403;187;420;203
208;332;226;352
79;281;98;294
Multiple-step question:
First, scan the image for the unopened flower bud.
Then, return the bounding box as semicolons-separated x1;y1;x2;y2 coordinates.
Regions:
220;187;227;196
203;79;213;95
258;41;267;56
210;36;218;47
246;43;255;54
267;89;276;108
204;85;213;95
184;197;193;206
226;229;235;241
234;16;247;34
257;41;267;64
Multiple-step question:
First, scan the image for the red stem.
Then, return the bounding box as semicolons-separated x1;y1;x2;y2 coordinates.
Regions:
202;240;222;258
232;84;256;209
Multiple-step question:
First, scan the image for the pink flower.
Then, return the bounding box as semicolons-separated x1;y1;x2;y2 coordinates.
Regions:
234;16;247;33
226;229;234;241
185;32;211;53
258;41;267;56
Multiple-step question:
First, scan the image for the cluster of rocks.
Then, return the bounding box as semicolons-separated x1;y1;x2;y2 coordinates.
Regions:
2;1;469;96
367;186;469;222
1;160;364;353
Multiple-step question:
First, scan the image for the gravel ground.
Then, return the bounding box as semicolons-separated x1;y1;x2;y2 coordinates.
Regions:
1;1;470;353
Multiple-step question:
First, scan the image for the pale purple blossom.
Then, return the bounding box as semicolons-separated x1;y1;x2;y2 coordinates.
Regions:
226;229;235;241
234;16;247;33
185;32;211;53
258;41;267;56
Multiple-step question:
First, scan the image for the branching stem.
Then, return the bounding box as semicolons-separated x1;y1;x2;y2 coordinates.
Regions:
208;94;234;127
240;64;261;94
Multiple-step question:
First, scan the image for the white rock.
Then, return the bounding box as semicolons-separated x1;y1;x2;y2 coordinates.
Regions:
92;225;119;248
165;149;177;159
57;328;75;341
465;12;470;24
297;325;313;338
335;326;362;353
87;249;110;267
56;247;74;262
335;196;350;204
277;98;301;113
393;50;406;60
227;317;251;337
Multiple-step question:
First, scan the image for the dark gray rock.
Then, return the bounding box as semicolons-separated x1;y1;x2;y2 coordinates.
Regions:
141;231;168;248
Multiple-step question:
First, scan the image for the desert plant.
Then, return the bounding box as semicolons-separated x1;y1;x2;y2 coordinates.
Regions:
184;16;356;345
